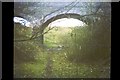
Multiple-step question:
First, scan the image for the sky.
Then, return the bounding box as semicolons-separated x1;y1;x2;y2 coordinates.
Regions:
48;18;86;28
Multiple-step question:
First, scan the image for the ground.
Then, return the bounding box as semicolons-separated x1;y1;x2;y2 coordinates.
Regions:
14;47;110;78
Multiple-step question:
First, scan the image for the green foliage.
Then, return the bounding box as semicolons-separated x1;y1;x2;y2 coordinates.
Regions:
14;23;48;77
14;2;111;78
14;23;110;78
14;42;41;63
14;23;42;64
44;27;72;47
14;23;32;40
14;51;110;78
14;53;48;78
44;22;111;66
65;22;111;66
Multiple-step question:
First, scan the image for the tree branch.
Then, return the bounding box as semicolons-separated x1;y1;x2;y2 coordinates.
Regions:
14;1;102;43
44;0;78;18
14;27;54;42
26;1;78;41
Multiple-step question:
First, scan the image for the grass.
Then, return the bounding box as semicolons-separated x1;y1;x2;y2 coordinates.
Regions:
14;52;48;78
14;50;110;78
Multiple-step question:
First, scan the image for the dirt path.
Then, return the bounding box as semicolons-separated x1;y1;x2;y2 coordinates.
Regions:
45;51;53;78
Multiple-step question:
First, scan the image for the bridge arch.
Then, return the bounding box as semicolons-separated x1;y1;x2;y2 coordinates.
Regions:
41;13;87;30
39;13;87;44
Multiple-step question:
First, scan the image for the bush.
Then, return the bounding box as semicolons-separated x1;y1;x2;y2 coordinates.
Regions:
14;23;41;64
65;24;111;66
14;42;41;64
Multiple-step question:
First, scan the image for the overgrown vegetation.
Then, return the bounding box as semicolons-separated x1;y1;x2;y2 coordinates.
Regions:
14;18;111;78
14;2;111;78
65;24;111;66
14;23;40;63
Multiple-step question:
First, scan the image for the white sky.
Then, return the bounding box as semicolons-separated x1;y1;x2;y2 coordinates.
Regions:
48;18;86;28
